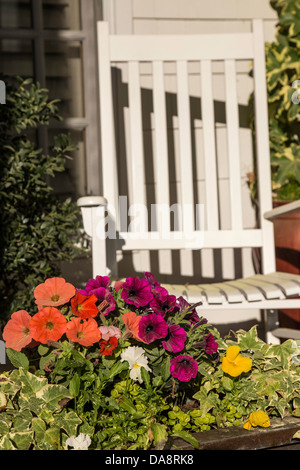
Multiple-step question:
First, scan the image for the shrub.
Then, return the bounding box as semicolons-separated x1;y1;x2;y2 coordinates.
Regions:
0;77;82;328
266;0;300;201
248;0;300;203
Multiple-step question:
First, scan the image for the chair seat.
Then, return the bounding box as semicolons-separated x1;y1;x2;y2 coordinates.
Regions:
163;272;300;309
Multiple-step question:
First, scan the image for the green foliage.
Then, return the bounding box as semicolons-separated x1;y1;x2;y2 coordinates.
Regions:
2;271;300;450
248;1;300;202
2;325;300;450
0;368;80;450
265;1;300;201
193;326;300;426
0;77;83;325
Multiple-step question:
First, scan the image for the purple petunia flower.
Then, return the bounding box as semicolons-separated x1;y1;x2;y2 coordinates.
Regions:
170;355;199;382
82;275;111;293
144;272;168;299
138;313;168;344
161;324;187;353
150;294;178;317
121;276;153;308
197;333;218;355
177;296;201;325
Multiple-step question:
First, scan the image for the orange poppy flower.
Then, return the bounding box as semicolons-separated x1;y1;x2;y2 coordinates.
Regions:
2;310;32;351
30;307;67;344
34;277;76;310
122;311;144;342
66;317;101;347
99;336;118;356
71;292;99;319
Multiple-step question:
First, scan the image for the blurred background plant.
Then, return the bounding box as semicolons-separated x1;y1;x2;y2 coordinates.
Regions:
248;0;300;203
0;77;83;329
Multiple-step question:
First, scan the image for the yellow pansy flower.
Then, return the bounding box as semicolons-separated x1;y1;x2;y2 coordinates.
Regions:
243;410;270;430
221;345;252;377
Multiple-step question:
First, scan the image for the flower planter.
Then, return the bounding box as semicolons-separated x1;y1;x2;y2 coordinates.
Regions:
169;416;300;450
2;273;300;451
273;201;300;332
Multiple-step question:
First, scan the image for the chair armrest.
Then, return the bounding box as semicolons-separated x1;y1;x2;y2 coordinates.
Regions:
77;196;108;237
264;200;300;221
77;195;107;208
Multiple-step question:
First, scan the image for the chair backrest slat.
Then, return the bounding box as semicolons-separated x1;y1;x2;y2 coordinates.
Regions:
128;61;147;213
97;22;119;219
152;60;170;232
200;60;219;231
176;60;195;232
224;59;243;230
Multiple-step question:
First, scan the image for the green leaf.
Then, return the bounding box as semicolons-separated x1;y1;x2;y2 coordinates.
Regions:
118;395;137;415
43;427;61;449
150;423;168;450
18;368;48;395
0;435;16;450
36;384;71;412
32;417;47;443
221;376;234;392
6;348;29;370
39;350;55;371
108;360;129;379
141;367;151;389
69;373;80;398
274;144;300;186
53;410;82;436
0;418;10;435
161;356;171;381
37;344;50;356
171;430;200;450
152;376;164;388
235;326;265;353
9;431;34;450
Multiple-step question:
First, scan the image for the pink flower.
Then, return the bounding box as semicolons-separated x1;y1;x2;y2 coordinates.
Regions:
99;325;121;341
150;294;178;317
138;313;168;344
177;296;201;324
202;333;218;354
170;355;198;382
192;333;218;355
114;280;124;292
144;272;168;299
121;277;153;308
162;324;187;353
81;275;110;292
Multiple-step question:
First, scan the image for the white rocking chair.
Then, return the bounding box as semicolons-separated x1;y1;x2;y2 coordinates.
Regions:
78;20;300;344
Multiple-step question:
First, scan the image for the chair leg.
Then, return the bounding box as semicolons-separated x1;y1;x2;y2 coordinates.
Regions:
263;309;280;344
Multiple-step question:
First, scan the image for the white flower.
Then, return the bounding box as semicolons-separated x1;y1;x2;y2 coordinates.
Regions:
66;433;91;450
120;346;151;383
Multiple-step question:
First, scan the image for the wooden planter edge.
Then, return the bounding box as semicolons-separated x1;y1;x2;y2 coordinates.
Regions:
167;416;300;450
